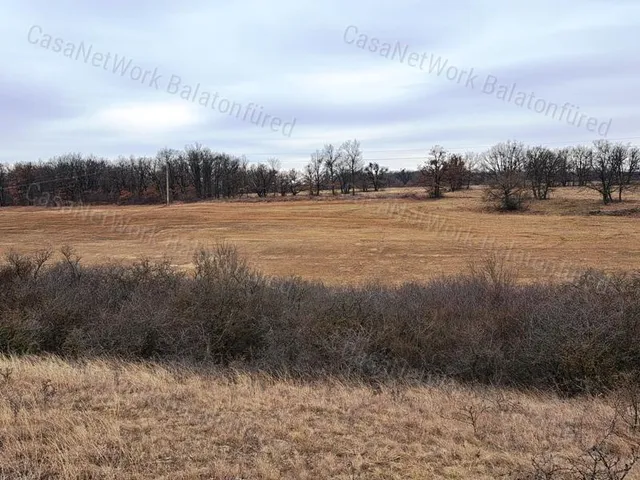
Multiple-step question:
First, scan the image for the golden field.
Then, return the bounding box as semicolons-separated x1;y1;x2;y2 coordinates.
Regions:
0;187;639;285
2;187;640;479
1;356;639;479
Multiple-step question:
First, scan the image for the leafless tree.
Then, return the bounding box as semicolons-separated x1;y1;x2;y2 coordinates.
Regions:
287;169;302;196
444;153;469;192
589;140;625;204
336;157;351;194
482;141;528;210
322;144;341;195
364;162;388;192
340;139;363;196
306;151;324;196
248;163;276;197
570;145;593;187
153;148;178;200
464;152;480;188
555;147;571;187
395;169;413;186
421;145;448;198
267;158;281;197
0;163;6;206
186;143;206;199
525;146;560;200
615;146;639;202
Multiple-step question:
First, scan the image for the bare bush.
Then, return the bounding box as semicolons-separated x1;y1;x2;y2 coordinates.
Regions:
1;247;640;394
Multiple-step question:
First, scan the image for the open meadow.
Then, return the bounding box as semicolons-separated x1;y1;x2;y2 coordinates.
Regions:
1;187;639;285
1;187;640;479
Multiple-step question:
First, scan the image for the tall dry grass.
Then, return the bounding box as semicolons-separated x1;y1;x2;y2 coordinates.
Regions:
0;356;639;479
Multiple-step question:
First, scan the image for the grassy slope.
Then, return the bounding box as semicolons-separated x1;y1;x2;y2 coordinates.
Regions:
1;356;638;479
0;187;639;285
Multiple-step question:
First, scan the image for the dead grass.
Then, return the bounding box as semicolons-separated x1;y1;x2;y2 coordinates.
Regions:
0;356;638;479
0;187;638;285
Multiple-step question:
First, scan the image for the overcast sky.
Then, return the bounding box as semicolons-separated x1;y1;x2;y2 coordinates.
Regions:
1;0;639;169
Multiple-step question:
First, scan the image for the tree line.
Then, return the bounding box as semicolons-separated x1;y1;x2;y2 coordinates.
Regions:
0;139;637;208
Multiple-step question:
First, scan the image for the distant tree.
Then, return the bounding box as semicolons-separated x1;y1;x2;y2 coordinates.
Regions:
248;163;276;197
525;146;560;200
171;152;191;197
589;140;625;204
444;153;468;192
305;151;324;196
322;144;341;195
186;143;206;199
570;145;592;187
483;141;528;210
287;169;302;196
0;164;6;206
421;145;448;198
364;162;388;192
614;146;639;202
267;158;280;197
9;162;37;205
336;157;351;194
464;152;480;188
153;148;178;201
554;148;571;187
395;169;413;186
340;139;363;196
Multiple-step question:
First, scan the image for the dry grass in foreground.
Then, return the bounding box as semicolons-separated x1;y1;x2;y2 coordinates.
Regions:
1;356;639;479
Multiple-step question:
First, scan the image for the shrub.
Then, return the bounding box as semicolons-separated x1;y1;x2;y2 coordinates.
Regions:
0;247;639;394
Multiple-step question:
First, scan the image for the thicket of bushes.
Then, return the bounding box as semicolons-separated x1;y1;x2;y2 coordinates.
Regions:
1;246;639;394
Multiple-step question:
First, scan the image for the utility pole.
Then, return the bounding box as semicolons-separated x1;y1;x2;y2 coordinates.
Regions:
166;160;170;206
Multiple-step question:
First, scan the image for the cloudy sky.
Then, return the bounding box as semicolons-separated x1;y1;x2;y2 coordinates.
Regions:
1;0;639;169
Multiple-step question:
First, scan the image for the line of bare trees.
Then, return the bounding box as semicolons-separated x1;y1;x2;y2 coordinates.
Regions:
1;146;249;206
479;140;639;210
0;140;389;206
419;146;476;198
0;139;637;208
418;140;639;209
302;139;389;196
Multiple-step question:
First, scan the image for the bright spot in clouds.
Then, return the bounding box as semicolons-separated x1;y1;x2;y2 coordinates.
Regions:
92;102;201;134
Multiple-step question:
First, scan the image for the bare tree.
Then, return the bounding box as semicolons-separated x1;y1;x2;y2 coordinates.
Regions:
615;146;639;202
464;152;480;188
336;157;351;194
555;148;571;187
395;169;413;187
322;144;341;195
248;163;276;197
287;169;302;196
570;145;593;187
153;148;178;201
305;151;324;196
186;143;205;199
267;158;280;197
421;145;448;198
589;140;624;204
340;139;363;196
444;153;468;192
0;163;6;207
364;162;388;192
483;141;528;210
525;146;560;200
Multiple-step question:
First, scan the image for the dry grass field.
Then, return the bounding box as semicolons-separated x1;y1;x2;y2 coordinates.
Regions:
1;187;639;285
2;188;640;479
1;356;639;480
